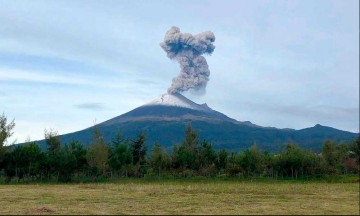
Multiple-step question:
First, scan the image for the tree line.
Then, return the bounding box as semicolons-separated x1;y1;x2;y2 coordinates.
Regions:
0;113;359;183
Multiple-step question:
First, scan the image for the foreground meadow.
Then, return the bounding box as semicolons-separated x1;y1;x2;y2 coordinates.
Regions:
0;179;358;215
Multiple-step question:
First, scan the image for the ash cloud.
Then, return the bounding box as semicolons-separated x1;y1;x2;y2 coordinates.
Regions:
160;26;215;94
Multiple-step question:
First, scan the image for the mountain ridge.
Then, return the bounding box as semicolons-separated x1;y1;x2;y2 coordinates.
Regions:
31;93;358;152
103;93;258;126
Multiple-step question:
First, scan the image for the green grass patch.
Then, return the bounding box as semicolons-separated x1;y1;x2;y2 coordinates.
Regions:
0;178;358;214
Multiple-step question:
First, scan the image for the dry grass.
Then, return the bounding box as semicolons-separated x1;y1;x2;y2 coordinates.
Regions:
0;180;358;215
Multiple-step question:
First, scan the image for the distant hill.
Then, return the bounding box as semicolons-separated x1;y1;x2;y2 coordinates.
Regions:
33;93;358;152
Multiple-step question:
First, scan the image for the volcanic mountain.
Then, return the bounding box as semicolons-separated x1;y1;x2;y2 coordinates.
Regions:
102;93;243;125
36;93;357;152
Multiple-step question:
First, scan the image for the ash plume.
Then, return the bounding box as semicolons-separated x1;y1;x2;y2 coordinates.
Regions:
160;26;215;94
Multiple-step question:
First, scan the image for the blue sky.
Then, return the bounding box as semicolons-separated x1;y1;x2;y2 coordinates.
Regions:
0;0;358;143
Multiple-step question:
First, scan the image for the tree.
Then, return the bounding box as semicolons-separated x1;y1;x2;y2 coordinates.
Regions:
44;128;61;154
299;149;321;177
22;142;43;179
2;142;43;182
322;140;337;173
43;128;63;180
226;152;241;177
86;125;109;177
3;148;16;182
67;139;88;173
108;132;132;177
6;145;26;181
130;132;147;177
148;142;167;176
196;139;217;176
278;143;304;178
131;132;147;166
0;113;15;165
348;136;360;165
64;139;88;179
334;143;349;174
177;125;198;169
170;144;180;169
56;147;77;182
236;144;263;177
111;130;123;147
197;139;216;168
217;149;228;171
262;151;277;178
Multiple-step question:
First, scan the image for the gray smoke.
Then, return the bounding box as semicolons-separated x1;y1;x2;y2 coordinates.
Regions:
160;26;215;94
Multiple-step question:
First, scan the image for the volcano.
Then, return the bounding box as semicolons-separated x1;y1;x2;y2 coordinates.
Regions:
101;93;244;125
35;93;357;152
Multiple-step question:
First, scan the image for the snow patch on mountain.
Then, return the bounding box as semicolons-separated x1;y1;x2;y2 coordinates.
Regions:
144;93;211;111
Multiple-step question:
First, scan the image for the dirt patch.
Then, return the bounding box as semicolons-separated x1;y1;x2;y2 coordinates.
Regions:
33;207;54;213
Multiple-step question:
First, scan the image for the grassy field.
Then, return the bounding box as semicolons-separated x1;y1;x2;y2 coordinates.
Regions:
0;179;358;215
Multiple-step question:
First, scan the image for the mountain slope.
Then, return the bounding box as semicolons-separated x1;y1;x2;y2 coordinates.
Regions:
34;93;358;152
102;93;253;126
